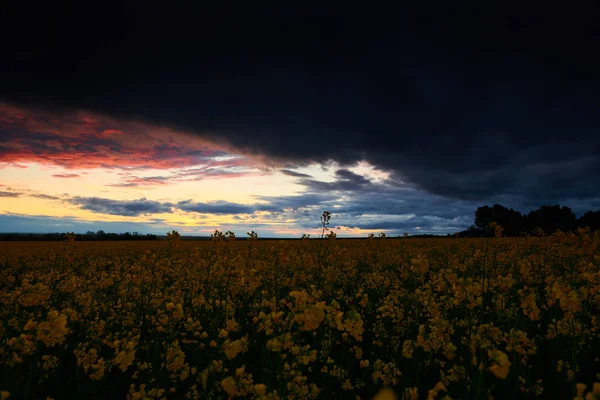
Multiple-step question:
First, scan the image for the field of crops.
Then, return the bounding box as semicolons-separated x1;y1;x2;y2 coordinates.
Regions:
1;231;599;400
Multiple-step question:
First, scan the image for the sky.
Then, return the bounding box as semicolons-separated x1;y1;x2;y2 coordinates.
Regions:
1;3;599;237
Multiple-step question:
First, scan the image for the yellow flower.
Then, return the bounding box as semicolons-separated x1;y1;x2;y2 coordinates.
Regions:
402;340;414;359
254;384;267;396
222;339;246;360
36;311;69;347
295;306;325;331
427;382;447;400
221;376;239;397
113;341;136;372
289;290;310;307
24;319;37;331
235;366;245;377
1;391;10;400
165;343;185;373
489;351;511;380
113;348;136;372
406;387;418;400
172;303;184;320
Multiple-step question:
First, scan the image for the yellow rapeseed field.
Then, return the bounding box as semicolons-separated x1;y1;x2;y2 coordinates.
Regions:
1;230;599;399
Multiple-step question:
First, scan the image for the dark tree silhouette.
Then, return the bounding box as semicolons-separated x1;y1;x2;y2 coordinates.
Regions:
0;232;158;241
466;204;598;237
579;210;600;231
525;205;578;235
475;204;524;236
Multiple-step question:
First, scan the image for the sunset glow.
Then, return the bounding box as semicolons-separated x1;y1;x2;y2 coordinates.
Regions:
0;104;419;236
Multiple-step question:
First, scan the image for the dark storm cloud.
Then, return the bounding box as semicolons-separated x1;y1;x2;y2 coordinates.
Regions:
297;169;375;192
332;190;476;220
283;169;600;234
1;3;600;205
243;169;480;234
263;168;475;219
68;197;173;217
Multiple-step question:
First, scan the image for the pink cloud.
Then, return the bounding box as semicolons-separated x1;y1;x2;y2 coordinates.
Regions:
102;129;123;135
0;103;258;171
52;173;81;178
80;117;97;124
0;163;28;169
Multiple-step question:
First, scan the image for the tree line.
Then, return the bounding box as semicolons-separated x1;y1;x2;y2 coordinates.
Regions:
457;204;600;237
0;230;158;241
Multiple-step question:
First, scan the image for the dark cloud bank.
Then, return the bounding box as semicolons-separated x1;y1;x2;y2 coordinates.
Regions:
1;2;599;228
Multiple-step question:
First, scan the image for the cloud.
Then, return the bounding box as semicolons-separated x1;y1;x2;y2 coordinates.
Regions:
108;175;172;188
175;158;267;181
102;157;267;188
0;188;63;200
68;196;173;216
297;169;375;192
177;200;279;215
63;196;280;218
52;173;80;178
29;193;61;201
253;192;336;212
3;3;599;206
177;200;257;215
251;171;486;234
0;190;20;198
0;103;236;170
279;169;313;178
333;213;473;232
